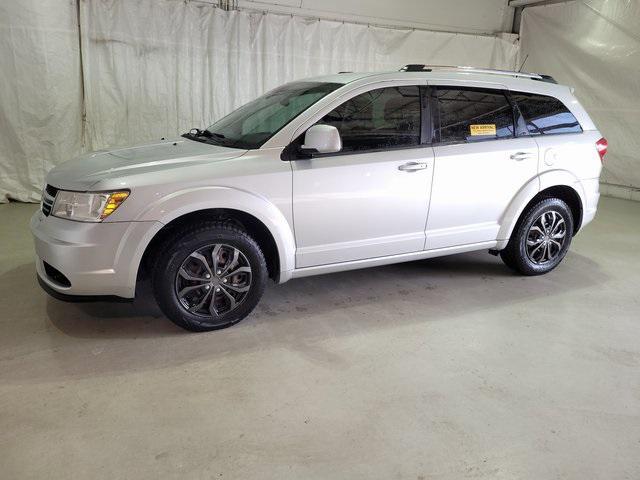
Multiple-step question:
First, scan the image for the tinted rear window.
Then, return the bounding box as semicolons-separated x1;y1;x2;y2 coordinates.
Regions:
511;92;582;135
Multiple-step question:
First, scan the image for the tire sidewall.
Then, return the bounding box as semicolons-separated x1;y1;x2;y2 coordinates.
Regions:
153;227;267;331
514;198;574;275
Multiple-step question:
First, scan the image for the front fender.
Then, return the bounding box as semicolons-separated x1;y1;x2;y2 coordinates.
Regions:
496;170;586;249
133;186;296;282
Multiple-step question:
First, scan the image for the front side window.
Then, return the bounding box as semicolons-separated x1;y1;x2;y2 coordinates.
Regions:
191;81;342;149
317;86;421;153
434;87;515;144
511;92;582;135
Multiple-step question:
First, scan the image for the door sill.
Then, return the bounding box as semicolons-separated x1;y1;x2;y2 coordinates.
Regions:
289;241;497;279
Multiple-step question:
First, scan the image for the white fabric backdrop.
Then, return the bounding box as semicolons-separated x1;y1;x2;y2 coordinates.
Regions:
520;1;640;191
0;0;519;202
0;0;82;202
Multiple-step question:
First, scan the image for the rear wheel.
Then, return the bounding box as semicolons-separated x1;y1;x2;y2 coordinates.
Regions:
500;198;574;275
152;222;267;331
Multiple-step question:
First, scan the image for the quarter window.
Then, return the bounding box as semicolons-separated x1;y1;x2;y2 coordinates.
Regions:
511;92;582;135
318;86;421;153
434;87;515;144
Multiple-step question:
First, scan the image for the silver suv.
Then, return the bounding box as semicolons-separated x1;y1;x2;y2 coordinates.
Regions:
31;65;605;331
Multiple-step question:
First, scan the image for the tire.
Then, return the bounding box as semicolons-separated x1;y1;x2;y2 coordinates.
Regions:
152;221;267;331
500;197;574;276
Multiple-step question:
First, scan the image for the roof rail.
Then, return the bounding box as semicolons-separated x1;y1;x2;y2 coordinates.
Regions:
399;64;557;83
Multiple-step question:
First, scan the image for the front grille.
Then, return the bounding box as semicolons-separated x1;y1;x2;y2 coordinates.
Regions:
41;184;58;216
43;261;71;287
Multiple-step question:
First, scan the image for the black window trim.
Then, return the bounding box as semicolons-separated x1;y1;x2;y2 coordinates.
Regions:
420;86;433;146
283;84;434;161
505;90;530;138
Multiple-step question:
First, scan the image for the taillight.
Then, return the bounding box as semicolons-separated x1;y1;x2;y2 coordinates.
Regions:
596;137;608;162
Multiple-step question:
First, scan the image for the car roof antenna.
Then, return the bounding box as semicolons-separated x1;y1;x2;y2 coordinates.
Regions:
517;54;529;73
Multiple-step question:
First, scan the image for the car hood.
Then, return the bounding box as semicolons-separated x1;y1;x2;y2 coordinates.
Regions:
46;138;248;191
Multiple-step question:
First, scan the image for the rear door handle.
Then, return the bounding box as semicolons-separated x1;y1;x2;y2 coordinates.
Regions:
398;161;428;172
510;152;533;161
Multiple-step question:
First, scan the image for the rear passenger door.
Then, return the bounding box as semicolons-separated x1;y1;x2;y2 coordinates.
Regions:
425;85;539;250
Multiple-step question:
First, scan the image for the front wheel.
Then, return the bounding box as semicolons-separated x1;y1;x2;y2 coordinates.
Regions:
500;198;574;276
152;222;267;331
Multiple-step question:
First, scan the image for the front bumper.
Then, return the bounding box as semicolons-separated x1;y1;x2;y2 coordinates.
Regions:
30;210;161;298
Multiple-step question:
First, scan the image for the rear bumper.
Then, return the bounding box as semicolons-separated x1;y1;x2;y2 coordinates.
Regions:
30;210;161;298
580;178;600;230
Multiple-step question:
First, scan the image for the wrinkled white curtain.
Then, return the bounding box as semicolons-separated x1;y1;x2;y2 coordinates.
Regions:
0;0;82;202
0;0;519;202
520;1;640;193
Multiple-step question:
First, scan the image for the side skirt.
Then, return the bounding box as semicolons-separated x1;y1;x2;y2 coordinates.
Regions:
288;241;498;280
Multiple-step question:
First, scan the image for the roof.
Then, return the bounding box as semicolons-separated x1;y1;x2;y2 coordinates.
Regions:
305;66;570;97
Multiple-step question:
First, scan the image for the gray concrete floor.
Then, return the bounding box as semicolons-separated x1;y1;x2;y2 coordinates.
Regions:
1;197;639;479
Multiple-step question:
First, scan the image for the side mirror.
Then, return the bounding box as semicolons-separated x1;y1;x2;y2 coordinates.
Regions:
299;125;342;155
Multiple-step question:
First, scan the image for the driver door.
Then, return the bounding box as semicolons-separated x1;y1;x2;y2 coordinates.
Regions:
290;85;434;268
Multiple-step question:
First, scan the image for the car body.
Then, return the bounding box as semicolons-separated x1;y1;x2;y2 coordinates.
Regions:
31;65;605;330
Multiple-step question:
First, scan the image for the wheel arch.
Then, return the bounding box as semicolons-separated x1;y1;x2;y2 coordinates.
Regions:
533;185;583;235
130;187;296;291
139;208;283;282
497;171;586;249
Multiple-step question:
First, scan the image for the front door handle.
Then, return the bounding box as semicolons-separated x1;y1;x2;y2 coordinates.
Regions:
510;152;533;161
398;161;428;172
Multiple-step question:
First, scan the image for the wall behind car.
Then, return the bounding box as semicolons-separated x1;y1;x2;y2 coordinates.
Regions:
0;0;518;202
519;0;640;197
236;0;515;34
0;0;82;204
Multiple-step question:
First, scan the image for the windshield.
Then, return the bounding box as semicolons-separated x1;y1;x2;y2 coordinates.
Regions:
184;81;342;150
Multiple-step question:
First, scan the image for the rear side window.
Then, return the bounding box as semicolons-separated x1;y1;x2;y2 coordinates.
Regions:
434;87;515;144
511;92;582;135
318;86;421;153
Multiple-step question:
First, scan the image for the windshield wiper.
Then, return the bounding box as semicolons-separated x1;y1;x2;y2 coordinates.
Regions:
182;128;234;147
186;128;226;139
184;128;207;137
204;129;226;139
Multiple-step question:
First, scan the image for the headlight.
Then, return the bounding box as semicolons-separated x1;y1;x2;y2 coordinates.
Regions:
51;190;129;222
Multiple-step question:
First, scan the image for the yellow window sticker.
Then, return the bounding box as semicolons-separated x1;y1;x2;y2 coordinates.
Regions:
469;124;497;136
